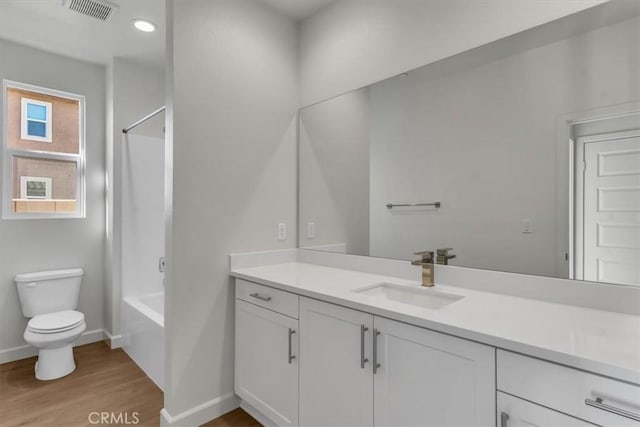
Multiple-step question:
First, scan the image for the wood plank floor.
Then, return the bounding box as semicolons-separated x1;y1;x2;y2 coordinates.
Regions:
0;341;259;427
201;409;261;427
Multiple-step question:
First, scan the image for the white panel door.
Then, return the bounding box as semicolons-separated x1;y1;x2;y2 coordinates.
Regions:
235;300;298;427
299;297;374;427
373;316;495;427
583;133;640;285
497;392;595;427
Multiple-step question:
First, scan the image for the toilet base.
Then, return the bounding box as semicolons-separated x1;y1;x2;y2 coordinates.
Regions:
34;344;76;381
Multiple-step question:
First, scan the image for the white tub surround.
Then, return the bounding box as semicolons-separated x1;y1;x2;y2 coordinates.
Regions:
122;293;164;390
230;249;640;427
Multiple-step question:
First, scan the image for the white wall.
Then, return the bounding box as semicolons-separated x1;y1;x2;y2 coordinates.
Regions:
165;0;298;420
105;58;165;338
299;88;370;255
0;39;105;354
299;0;607;106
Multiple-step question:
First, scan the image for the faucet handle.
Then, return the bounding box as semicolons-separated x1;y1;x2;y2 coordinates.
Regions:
413;250;434;263
436;248;456;265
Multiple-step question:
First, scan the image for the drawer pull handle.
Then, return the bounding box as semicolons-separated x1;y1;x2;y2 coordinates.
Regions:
249;293;272;302
585;397;640;422
360;324;369;369
288;329;296;364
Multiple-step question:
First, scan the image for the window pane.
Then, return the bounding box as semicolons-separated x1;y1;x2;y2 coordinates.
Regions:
7;88;79;154
12;156;77;213
26;103;47;121
26;180;48;198
27;120;47;137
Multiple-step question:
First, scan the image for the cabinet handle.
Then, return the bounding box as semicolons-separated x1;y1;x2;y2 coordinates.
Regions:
373;328;381;374
288;329;296;364
500;412;509;427
360;324;369;368
249;293;272;302
585;397;640;422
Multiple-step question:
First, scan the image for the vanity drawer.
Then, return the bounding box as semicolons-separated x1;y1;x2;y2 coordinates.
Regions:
497;350;640;426
498;392;595;426
236;279;299;319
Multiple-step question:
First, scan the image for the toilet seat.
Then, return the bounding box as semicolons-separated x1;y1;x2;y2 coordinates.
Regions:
27;310;85;334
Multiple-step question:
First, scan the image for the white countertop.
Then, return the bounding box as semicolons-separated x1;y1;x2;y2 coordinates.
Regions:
231;261;640;385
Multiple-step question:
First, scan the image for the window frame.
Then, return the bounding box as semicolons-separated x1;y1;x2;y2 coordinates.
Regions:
20;97;53;142
2;79;86;219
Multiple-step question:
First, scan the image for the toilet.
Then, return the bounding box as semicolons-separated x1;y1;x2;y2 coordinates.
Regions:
15;268;86;380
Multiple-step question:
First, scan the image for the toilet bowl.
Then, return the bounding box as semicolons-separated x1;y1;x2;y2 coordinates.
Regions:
15;268;85;380
23;310;86;380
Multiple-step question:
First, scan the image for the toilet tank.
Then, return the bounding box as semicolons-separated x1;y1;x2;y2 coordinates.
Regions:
15;269;84;317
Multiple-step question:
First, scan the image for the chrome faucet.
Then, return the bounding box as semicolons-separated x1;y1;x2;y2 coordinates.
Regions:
411;251;435;287
436;248;456;265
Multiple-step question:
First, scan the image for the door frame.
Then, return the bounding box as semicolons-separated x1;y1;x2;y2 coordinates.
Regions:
556;101;640;280
573;130;640;281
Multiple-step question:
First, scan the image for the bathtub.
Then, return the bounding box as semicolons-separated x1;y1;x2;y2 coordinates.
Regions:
122;292;164;390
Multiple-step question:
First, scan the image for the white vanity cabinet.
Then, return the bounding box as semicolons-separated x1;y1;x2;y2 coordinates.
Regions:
497;350;640;427
374;316;495;427
235;280;299;427
298;297;495;427
298;297;374;427
234;277;638;427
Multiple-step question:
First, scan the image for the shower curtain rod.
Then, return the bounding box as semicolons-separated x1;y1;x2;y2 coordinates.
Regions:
122;106;166;134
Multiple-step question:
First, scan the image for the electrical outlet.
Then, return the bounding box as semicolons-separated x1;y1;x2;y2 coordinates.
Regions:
278;223;287;241
307;222;315;239
522;218;533;234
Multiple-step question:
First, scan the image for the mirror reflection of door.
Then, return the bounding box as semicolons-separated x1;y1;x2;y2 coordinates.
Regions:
576;131;640;285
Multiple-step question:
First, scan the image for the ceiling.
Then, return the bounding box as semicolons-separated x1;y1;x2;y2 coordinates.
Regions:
0;0;165;68
260;0;336;20
0;0;332;68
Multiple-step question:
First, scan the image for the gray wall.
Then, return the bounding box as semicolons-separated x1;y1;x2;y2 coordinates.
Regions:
0;39;105;354
105;58;165;338
298;0;606;106
166;0;298;417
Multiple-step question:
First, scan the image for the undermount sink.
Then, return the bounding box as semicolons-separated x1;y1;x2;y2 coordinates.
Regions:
353;282;464;310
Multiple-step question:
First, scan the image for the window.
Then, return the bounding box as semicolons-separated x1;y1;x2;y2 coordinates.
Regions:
2;80;85;218
21;98;52;142
21;176;52;199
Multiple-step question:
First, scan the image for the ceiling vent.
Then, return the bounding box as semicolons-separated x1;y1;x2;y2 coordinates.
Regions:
63;0;119;22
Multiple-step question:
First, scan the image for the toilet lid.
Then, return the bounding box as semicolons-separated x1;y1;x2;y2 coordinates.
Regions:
28;310;85;334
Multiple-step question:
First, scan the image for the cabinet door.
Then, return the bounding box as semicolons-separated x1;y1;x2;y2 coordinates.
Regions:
373;316;495;427
498;392;596;427
235;300;298;427
299;297;374;427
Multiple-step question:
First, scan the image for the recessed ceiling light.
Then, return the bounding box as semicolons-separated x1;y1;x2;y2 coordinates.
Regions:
132;19;156;33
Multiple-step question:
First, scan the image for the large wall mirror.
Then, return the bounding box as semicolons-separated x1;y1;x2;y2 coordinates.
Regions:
298;1;640;287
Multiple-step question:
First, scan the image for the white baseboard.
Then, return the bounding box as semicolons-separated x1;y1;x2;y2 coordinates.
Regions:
240;400;277;427
0;328;108;364
0;343;37;365
77;328;105;346
160;393;239;427
102;330;123;349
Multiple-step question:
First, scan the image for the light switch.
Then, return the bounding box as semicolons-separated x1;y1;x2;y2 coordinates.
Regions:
278;223;287;241
522;218;533;234
307;222;315;239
